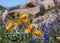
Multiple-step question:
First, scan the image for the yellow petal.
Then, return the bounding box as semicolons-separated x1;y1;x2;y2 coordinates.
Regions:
6;26;10;30
34;30;43;36
19;13;28;19
29;24;34;29
6;22;14;30
24;29;31;34
8;22;14;26
23;18;30;24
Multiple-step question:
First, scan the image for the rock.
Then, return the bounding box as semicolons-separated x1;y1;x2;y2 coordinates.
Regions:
32;10;60;29
8;6;40;15
28;0;39;6
2;10;8;21
41;0;55;10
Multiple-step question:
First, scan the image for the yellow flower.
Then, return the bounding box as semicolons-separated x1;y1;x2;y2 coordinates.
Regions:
6;22;14;30
34;30;43;36
15;11;19;16
8;22;14;26
6;26;10;30
23;18;30;24
29;24;34;30
19;13;28;19
56;36;60;40
0;37;3;41
24;29;32;34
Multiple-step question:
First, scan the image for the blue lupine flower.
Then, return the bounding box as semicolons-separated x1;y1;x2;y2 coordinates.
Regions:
44;32;49;43
47;26;53;30
41;25;48;32
33;35;41;43
47;21;57;30
41;23;46;27
48;23;53;30
53;35;59;43
41;23;49;43
41;21;58;43
48;23;53;27
41;24;48;32
34;39;38;43
44;39;49;43
24;34;30;40
44;33;49;40
54;35;57;40
57;20;60;23
19;26;23;31
50;21;57;26
29;41;33;43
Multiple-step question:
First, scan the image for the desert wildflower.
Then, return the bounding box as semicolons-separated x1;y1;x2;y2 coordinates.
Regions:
6;22;14;30
29;24;34;30
34;30;43;36
23;18;30;24
19;13;28;19
24;29;32;34
6;26;11;30
56;36;60;40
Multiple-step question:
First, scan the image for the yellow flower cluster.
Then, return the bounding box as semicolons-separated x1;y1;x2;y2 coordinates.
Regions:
6;13;30;30
6;22;14;30
24;24;34;34
5;12;43;36
24;24;43;36
19;13;30;24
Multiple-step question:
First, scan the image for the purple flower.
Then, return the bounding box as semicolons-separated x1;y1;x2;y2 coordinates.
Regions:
41;24;48;32
49;21;57;27
44;33;49;43
18;26;23;31
57;20;60;23
44;39;49;43
29;41;33;43
34;39;38;43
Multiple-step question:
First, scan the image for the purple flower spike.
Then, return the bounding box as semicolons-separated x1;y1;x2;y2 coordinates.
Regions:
44;33;49;43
